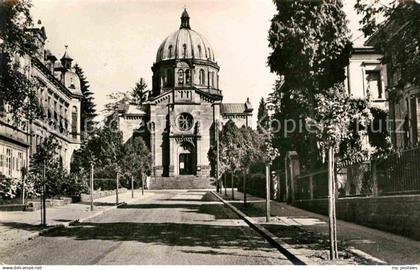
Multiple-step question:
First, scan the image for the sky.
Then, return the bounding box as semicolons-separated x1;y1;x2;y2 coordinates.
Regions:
31;0;365;126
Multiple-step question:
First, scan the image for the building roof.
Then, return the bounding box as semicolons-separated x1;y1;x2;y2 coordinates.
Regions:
118;102;147;116
156;9;215;63
221;103;252;115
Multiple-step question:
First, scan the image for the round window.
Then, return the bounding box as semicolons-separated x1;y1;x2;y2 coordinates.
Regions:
177;113;194;131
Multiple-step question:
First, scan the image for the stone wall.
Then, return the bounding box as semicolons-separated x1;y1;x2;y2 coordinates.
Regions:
80;188;128;202
292;194;420;241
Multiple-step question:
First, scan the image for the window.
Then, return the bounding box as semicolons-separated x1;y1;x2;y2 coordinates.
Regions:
185;69;191;84
6;148;12;176
177;113;194;131
199;69;205;85
197;45;202;58
178;69;184;85
18;152;24;171
162;69;167;86
182;43;187;58
0;154;4;167
366;71;382;99
167;69;174;87
208;48;211;60
71;106;78;139
168;45;173;58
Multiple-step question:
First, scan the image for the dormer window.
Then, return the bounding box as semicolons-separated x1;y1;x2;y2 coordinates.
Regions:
197;45;202;58
168;45;173;58
208;48;211;60
183;43;187;58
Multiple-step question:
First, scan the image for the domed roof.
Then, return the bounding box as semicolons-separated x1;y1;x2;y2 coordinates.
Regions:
156;9;216;63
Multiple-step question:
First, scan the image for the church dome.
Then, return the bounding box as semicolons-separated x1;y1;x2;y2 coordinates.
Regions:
156;9;216;63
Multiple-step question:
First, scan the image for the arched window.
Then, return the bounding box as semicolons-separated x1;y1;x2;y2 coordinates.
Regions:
199;69;205;85
168;45;173;58
197;45;202;58
162;69;168;86
211;72;214;87
168;69;174;87
178;69;184;85
182;43;187;58
71;106;78;139
185;69;191;85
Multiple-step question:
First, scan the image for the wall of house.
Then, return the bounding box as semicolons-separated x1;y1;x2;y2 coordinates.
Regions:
345;50;388;111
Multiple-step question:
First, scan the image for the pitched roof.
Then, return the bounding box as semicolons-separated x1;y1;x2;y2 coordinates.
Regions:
221;103;248;115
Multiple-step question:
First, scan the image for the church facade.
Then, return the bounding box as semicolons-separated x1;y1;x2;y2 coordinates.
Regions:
118;10;253;180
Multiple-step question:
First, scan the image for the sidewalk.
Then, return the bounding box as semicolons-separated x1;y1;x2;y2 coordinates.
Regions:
221;189;420;265
0;190;153;251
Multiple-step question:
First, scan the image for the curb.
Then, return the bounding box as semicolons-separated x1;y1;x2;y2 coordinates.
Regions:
210;191;313;265
27;202;127;240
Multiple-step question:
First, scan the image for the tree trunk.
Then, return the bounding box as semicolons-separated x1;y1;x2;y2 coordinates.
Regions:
116;173;119;205
266;163;270;222
328;147;338;260
243;172;247;208
131;175;134;198
90;164;94;211
231;172;235;200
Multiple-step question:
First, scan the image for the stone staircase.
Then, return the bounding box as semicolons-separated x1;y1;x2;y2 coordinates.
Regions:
149;176;214;190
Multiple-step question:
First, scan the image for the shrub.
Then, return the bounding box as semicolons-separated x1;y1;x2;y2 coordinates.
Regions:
0;173;20;200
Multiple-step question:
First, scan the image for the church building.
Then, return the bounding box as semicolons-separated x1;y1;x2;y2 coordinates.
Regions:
118;9;253;187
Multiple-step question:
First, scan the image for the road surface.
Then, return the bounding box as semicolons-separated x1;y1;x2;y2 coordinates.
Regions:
1;190;292;265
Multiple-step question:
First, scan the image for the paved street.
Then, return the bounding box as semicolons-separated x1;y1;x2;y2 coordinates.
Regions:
222;190;420;265
0;190;292;265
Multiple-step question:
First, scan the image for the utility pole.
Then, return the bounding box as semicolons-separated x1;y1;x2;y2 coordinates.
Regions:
266;163;271;222
90;163;94;211
328;147;338;260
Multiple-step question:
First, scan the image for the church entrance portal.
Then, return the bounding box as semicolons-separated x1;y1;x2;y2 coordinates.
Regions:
178;142;195;175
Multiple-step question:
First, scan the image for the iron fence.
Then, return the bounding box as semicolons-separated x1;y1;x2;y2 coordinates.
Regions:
376;147;420;195
295;146;420;199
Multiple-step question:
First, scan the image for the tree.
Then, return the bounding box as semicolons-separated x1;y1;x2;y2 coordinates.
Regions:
121;136;152;186
0;0;42;122
268;0;353;259
131;78;148;105
268;0;352;170
257;97;269;134
74;64;97;139
355;1;420;91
